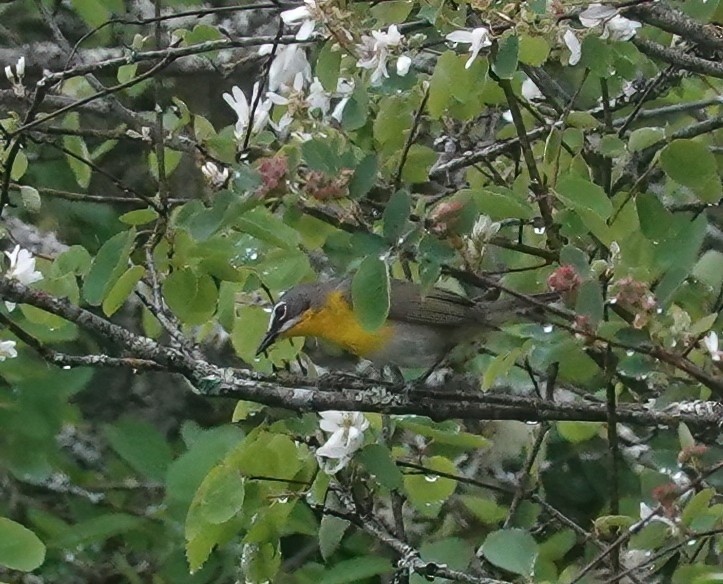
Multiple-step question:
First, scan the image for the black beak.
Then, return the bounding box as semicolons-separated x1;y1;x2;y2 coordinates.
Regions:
256;329;279;356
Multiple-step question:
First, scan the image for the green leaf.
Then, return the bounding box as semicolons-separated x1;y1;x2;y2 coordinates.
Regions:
400;144;436;184
82;229;136;305
370;0;413;24
481;528;538;576
0;518;45;572
301;138;340;174
418;537;475;577
11;150;28;180
232;305;280;364
575;280;604;324
681;488;714;527
659;139;722;202
319;514;350;561
316;40;341;91
71;0;111;27
149;148;182;179
428;51;465;118
320;556;394;584
119;208;159;226
636;193;672;241
53;245;92;277
398;419;489;449
557;421;603;443
357;444;403;490
19;185;41;213
383;190;411;242
374;96;412;150
187;465;245;528
628;127;665;152
470;188;534;220
341;84;368;131
519;35;550;66
235;207;301;250
492;34;519;79
349;154;378;199
556;175;613;220
104;417;173;481
102;265;145;316
166;424;244;506
51;514;143;549
404;455;457;509
162;268;218;325
351;257;390;331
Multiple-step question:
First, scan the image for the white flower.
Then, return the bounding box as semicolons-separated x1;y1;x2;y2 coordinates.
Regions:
331;78;354;122
602;15;641;41
222;82;271;142
4;245;42;312
521;78;543;101
579;4;641;41
563;29;582;66
396;54;412;76
445;27;492;69
579;3;618;27
0;340;17;361
471;214;501;243
266;72;305;134
356;25;404;85
316;411;369;474
5;245;42;286
201;161;229;190
703;331;721;362
465;215;501;265
307;77;331;115
281;0;319;41
634;503;678;534
5;56;26;96
258;44;311;92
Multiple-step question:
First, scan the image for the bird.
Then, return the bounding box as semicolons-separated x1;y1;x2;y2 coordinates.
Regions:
256;278;557;369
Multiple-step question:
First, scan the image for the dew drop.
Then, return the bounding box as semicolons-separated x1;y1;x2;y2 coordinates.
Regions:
533;226;546;235
609;298;618;305
656;307;663;314
425;474;439;483
626;350;634;356
62;365;71;370
543;324;554;333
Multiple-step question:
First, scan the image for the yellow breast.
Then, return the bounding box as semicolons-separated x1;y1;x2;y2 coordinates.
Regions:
280;291;393;357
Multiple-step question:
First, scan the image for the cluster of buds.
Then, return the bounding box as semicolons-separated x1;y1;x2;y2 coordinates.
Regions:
5;56;25;97
428;200;464;236
463;214;500;267
609;276;657;329
547;264;581;305
303;168;353;200
677;444;708;467
255;155;288;198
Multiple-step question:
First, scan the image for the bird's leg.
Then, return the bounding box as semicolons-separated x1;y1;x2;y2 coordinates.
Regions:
414;349;452;386
386;364;406;387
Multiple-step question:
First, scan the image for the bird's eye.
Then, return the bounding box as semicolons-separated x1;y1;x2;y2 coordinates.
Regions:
274;303;287;321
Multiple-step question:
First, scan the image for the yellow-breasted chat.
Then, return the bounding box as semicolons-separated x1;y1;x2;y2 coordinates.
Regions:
256;278;557;369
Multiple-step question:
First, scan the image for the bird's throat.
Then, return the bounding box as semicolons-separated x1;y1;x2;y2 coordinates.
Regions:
281;291;392;357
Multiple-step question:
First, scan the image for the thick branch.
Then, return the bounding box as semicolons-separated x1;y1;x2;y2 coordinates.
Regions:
632;37;723;79
0;277;720;431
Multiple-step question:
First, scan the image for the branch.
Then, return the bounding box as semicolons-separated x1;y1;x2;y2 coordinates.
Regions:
623;3;723;51
0;278;719;428
632;37;723;79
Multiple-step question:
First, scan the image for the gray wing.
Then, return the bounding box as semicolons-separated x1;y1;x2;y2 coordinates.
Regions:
387;280;481;327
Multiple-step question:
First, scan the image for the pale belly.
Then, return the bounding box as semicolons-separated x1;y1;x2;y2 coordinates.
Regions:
366;322;456;368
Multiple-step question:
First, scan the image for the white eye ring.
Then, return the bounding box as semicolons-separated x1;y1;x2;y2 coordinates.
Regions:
274;302;287;321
